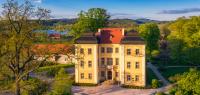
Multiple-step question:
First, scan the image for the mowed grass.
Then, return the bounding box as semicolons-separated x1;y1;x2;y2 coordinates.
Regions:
160;67;200;81
147;68;158;86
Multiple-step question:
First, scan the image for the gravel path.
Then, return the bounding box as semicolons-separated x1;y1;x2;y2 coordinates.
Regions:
147;62;170;86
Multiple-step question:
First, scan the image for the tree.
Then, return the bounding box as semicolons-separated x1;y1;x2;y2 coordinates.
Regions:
139;23;160;59
168;16;200;64
158;24;171;65
170;68;200;95
0;0;50;95
70;8;110;38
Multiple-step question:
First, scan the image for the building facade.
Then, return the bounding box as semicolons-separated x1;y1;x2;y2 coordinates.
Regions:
75;28;146;86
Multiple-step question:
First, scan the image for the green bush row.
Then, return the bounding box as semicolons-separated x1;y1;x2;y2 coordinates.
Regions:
36;64;74;72
121;85;148;89
72;83;98;86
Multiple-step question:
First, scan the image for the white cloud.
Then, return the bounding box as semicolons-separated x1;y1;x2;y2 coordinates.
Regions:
33;0;42;3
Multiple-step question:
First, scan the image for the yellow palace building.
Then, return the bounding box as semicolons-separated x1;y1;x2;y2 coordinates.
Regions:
75;28;146;87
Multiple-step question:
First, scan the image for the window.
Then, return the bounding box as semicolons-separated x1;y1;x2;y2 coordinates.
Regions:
81;73;84;79
127;75;131;81
101;47;105;53
107;58;113;65
135;62;139;69
127;49;131;55
80;48;84;54
136;49;140;55
80;61;84;68
115;58;119;65
89;73;92;79
101;58;105;65
88;61;92;67
135;75;139;81
127;62;131;68
107;47;113;53
101;71;105;77
88;48;92;54
115;48;119;53
115;72;119;77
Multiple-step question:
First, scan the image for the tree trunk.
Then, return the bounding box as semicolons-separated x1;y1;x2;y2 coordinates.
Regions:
15;80;20;95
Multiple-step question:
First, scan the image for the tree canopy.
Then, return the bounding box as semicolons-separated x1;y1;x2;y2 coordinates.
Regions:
168;16;200;64
0;0;50;95
170;68;200;95
70;8;110;38
139;23;160;58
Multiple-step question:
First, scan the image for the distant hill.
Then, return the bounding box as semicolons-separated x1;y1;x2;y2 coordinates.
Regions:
133;18;168;24
42;18;168;26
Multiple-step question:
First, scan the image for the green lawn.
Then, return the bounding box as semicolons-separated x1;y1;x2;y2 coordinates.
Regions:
160;67;200;81
147;68;158;86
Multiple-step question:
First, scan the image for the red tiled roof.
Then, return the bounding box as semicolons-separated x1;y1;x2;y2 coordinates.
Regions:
33;44;73;55
98;28;124;44
49;34;61;37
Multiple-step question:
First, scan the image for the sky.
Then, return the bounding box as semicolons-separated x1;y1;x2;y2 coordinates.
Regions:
1;0;200;21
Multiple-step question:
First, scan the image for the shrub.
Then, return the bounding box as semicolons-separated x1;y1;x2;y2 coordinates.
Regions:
155;92;166;95
46;68;59;77
49;68;72;95
19;78;48;95
151;50;160;58
169;88;177;95
169;74;182;83
151;79;160;88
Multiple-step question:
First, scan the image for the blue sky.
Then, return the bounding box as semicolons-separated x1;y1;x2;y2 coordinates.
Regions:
1;0;200;21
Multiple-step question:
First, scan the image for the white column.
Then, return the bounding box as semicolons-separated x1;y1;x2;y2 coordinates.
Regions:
120;45;125;84
142;45;146;86
94;44;98;84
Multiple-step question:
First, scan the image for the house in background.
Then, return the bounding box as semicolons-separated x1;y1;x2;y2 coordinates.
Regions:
34;44;75;64
75;28;146;87
48;33;61;40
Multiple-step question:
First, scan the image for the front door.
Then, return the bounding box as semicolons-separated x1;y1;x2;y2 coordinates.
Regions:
107;71;112;80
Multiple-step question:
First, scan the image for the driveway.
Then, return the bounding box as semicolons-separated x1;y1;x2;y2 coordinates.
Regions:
72;85;158;95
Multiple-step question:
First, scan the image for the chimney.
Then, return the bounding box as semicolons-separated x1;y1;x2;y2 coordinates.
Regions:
122;28;125;36
98;28;101;35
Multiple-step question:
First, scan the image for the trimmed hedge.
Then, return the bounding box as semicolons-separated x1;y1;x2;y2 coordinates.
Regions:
72;83;98;86
121;85;150;89
36;64;74;72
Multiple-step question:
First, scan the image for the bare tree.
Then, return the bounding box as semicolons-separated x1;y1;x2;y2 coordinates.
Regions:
0;0;51;95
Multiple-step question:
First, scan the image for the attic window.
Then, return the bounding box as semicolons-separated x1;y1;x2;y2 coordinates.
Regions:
110;35;114;40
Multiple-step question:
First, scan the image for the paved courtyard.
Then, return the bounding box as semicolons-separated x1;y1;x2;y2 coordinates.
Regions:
72;85;159;95
72;63;173;95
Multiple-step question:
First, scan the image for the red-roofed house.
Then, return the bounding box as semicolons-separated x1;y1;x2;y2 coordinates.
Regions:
48;33;61;39
34;44;75;64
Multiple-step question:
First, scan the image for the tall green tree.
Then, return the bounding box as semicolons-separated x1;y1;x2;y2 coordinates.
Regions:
168;16;200;64
139;23;160;58
0;0;50;95
70;8;110;38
